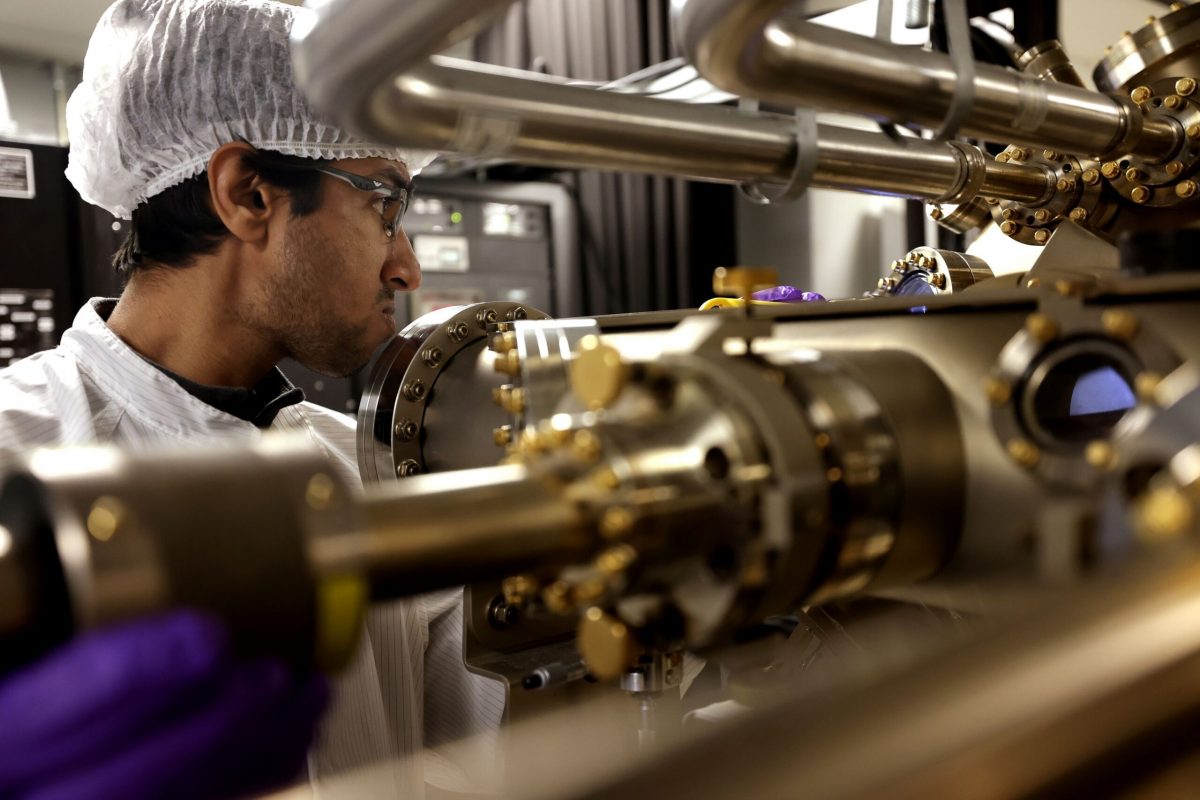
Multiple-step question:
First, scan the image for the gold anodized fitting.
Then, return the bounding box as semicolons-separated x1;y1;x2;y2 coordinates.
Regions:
1177;77;1197;97
577;607;635;681
1101;309;1141;341
1131;85;1153;105
984;376;1013;406
1025;312;1059;342
1082;168;1100;185
1131;186;1151;203
1034;229;1051;244
1101;161;1121;179
1007;438;1041;469
1069;207;1089;223
1177;180;1198;199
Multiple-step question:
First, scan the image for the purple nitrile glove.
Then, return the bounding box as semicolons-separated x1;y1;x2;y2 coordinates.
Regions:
751;286;827;303
0;611;328;800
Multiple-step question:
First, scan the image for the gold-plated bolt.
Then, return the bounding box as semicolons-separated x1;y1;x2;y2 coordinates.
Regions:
599;506;635;539
499;386;526;415
1178;78;1197;97
995;152;1010;163
542;581;573;614
1165;94;1185;110
1136;371;1165;405
493;425;513;447
502;575;539;605
1177;180;1198;198
1131;85;1154;104
1001;221;1019;236
592;466;622;491
305;473;338;510
519;426;545;455
1126;167;1146;182
1043;149;1059;161
1055;279;1084;297
1189;124;1200;140
489;330;517;354
1069;207;1090;223
492;384;509;406
1102;309;1141;340
1025;312;1059;342
1007;438;1042;469
929;207;944;221
1172;3;1187;12
87;496;128;542
1026;277;1042;288
917;254;935;269
1034;229;1051;244
578;607;635;681
1167;161;1186;177
1085;441;1117;471
572;578;609;606
984;376;1013;406
1002;208;1017;220
571;429;602;462
1082;168;1100;185
1034;209;1052;223
597;544;638;575
1136;485;1195;544
570;335;627;411
1101;161;1122;179
1057;178;1077;192
1147;16;1157;24
931;272;947;289
1131;185;1151;203
493;348;520;375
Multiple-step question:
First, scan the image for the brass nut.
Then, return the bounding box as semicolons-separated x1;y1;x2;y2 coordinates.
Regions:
1000;221;1019;236
489;330;517;354
1015;148;1032;161
1085;441;1117;471
1024;312;1059;342
507;306;529;322
931;272;947;289
995;152;1010;163
1057;178;1077;192
87;496;128;542
393;418;419;442
1082;168;1100;185
1131;85;1154;104
1136;372;1165;405
1102;309;1141;341
396;459;421;477
1034;229;1051;245
421;347;442;368
570;335;627;411
1007;438;1042;469
599;506;635;539
503;387;526;415
1177;180;1198;199
1101;161;1121;179
1131;186;1151;203
1167;161;1186;177
1002;208;1017;220
1135;486;1195;544
1034;209;1052;223
1026;277;1042;288
578;607;635;681
1165;94;1185;110
984;376;1013;406
1069;208;1090;223
929;207;944;221
542;581;574;614
502;575;539;605
1189;124;1200;140
1126;167;1146;182
493;349;521;375
1042;149;1059;161
571;429;603;462
492;425;513;447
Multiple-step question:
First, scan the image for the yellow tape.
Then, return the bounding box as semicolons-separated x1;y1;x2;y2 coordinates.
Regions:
315;573;367;672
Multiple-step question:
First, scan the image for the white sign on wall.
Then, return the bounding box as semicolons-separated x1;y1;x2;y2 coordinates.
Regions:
0;146;34;200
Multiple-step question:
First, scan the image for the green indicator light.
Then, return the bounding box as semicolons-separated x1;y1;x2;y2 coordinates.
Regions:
450;211;463;224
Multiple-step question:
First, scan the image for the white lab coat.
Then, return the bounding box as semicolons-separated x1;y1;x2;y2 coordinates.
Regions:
0;299;505;797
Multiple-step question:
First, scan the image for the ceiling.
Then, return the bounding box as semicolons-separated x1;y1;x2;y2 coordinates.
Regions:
0;0;302;65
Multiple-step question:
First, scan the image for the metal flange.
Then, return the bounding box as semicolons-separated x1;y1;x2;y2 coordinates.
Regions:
989;147;1116;246
1100;77;1200;209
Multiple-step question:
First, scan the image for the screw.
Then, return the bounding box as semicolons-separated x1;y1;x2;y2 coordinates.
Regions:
476;307;498;329
1102;309;1141;340
599;506;635;539
1178;77;1198;96
1082;168;1100;185
1177;180;1198;198
1034;229;1051;244
1085;441;1117;471
1001;221;1019;236
1126;167;1146;182
984;376;1013;406
1136;372;1165;405
929;207;944;221
396;459;421;477
393;418;419;441
1034;209;1052;223
447;321;470;342
1025;313;1059;342
422;347;442;368
507;307;528;321
1043;149;1059;161
1069;207;1090;223
931;272;947;289
501;386;526;415
1167;161;1186;177
1101;161;1122;179
1057;178;1077;192
1007;438;1041;469
1002;208;1017;220
1131;85;1154;104
87;496;127;542
1165;94;1185;110
401;380;426;402
1190;124;1200;140
996;152;1010;162
493;425;513;447
1132;185;1151;203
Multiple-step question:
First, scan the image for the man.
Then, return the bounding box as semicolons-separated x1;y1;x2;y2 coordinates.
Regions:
0;0;502;797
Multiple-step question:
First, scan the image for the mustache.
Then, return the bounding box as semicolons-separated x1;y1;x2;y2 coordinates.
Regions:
376;290;396;306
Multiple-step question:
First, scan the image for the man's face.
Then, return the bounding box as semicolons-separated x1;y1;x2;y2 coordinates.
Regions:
251;157;421;377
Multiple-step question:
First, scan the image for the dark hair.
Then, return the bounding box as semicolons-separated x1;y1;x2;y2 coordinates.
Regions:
113;149;330;277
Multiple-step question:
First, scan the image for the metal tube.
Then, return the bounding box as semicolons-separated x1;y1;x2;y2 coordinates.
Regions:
360;57;1048;203
311;464;592;598
677;0;1181;161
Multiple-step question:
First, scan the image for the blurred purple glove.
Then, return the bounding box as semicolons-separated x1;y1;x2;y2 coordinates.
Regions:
0;611;328;800
751;286;826;303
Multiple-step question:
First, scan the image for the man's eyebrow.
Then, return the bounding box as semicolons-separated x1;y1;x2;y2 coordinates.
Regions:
371;167;412;187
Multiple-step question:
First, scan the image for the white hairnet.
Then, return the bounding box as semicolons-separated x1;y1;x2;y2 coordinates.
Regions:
65;0;435;219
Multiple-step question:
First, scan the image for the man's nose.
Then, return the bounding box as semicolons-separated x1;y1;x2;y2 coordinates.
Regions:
383;229;422;291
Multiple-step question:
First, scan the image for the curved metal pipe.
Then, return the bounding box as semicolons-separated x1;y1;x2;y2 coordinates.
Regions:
677;0;1180;161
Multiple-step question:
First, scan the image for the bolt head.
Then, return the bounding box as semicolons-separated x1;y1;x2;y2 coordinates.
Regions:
1131;85;1153;104
984;376;1013;406
1042;149;1059;161
1101;161;1121;179
1178;78;1198;97
1177;180;1198;198
1085;441;1117;471
1190;124;1200;140
1025;312;1059;342
1136;372;1165;405
1102;309;1141;341
1126;167;1144;182
1034;209;1052;223
1082;168;1100;185
1001;221;1018;235
396;459;421;477
995;153;1010;163
493;425;513;447
1167;161;1186;177
929;207;943;221
422;347;443;368
1069;208;1090;223
1007;438;1041;469
394;419;419;441
1034;229;1051;244
1132;186;1151;203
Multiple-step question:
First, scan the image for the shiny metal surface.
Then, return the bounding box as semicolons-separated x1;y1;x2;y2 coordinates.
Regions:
1094;3;1200;93
1017;39;1086;88
677;0;1180;160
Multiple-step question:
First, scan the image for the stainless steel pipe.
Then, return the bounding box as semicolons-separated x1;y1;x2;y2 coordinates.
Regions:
358;57;1049;204
677;0;1181;161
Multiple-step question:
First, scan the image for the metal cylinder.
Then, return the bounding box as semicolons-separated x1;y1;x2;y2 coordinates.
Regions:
678;0;1181;161
1017;40;1086;88
363;57;1048;203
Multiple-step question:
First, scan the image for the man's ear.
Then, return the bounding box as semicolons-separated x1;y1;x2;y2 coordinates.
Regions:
207;141;285;244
